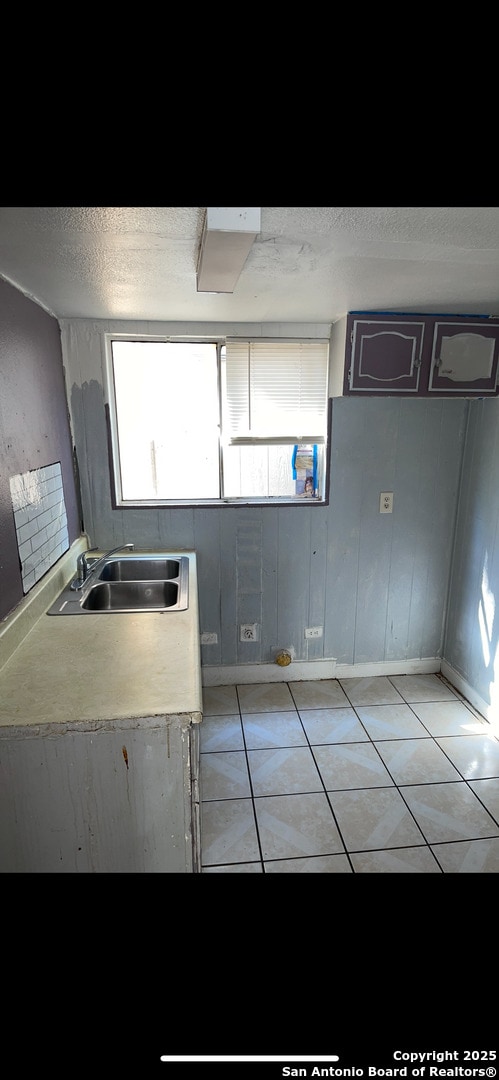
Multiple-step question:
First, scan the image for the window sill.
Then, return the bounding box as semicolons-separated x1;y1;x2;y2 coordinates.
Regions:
115;497;328;509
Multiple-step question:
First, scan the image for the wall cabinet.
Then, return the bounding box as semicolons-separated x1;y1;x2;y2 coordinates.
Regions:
329;313;499;397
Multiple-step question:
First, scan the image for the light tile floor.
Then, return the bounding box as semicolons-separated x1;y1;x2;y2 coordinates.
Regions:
199;674;499;873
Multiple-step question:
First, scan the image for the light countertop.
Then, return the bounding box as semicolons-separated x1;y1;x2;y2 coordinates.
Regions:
0;547;202;728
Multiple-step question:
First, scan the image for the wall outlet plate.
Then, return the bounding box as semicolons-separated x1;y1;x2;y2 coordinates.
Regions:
305;626;323;639
380;492;394;513
201;632;218;644
240;623;259;642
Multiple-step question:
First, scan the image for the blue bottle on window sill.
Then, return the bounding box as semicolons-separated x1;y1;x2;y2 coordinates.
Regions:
292;444;318;497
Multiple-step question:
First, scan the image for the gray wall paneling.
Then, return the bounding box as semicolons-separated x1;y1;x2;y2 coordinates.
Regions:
194;509;222;666
324;398;363;664
306;504;329;660
276;506;316;661
353;398;398;664
444;398;499;707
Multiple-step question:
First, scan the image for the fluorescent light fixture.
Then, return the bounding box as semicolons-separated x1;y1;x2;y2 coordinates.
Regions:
196;207;261;293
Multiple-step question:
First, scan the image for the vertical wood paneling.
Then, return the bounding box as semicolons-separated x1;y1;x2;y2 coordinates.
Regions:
353;399;398;663
121;508;157;546
159;508;195;550
382;400;467;662
276;507;312;660
405;402;448;657
261;509;279;658
384;399;427;660
445;403;484;676
422;401;468;658
469;400;499;531
194;510;222;666
324;400;363;664
218;510;240;666
236;514;263;663
307;508;329;660
324;397;467;668
444;397;499;707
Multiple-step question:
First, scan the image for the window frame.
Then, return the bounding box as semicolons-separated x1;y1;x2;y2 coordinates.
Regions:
103;332;331;509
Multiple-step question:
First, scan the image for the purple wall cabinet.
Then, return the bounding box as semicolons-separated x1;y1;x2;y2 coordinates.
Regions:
329;313;499;397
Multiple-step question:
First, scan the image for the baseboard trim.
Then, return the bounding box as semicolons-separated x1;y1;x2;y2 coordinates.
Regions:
335;658;440;679
202;659;338;686
201;657;441;686
440;660;493;723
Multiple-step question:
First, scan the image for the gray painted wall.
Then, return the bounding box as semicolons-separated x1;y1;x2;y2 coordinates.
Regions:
61;319;468;671
444;397;499;711
0;280;81;621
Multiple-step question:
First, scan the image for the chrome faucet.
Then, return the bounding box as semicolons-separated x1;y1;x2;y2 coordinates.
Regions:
70;543;135;590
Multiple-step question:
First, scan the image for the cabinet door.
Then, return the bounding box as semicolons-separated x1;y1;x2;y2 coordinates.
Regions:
348;319;425;393
428;321;499;394
0;721;198;873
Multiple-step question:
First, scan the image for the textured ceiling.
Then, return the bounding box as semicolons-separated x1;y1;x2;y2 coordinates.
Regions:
1;206;499;324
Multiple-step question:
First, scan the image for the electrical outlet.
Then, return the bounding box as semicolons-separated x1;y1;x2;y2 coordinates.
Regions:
201;632;218;644
305;626;323;639
240;623;259;642
379;492;394;514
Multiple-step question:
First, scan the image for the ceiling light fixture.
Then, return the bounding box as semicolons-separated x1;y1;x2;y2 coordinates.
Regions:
196;207;261;293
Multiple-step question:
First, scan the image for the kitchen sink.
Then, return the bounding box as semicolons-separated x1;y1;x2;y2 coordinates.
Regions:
82;580;179;611
98;557;180;581
47;551;189;615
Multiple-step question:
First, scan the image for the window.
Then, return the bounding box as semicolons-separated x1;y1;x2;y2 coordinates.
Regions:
105;336;330;506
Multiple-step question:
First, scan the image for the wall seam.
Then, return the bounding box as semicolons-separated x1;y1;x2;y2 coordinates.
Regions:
441;399;471;663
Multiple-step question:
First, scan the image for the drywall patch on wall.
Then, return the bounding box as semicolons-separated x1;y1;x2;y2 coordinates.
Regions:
10;462;69;593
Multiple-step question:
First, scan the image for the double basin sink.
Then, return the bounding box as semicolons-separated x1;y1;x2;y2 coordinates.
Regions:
47;552;189;615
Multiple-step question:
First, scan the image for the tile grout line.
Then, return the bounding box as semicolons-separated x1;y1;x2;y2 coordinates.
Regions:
289;683;357;873
235;683;265;873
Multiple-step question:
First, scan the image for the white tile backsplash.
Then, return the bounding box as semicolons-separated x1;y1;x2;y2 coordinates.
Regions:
10;463;69;594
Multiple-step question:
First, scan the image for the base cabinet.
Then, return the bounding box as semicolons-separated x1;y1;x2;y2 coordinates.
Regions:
0;714;202;873
329;313;499;397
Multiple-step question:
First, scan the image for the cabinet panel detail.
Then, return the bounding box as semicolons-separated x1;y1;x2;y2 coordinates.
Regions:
350;320;424;392
429;322;499;393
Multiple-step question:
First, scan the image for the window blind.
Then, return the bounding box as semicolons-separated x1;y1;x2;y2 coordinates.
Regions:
223;340;329;442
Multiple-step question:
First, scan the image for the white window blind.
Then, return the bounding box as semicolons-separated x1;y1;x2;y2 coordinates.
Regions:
223;340;329;442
